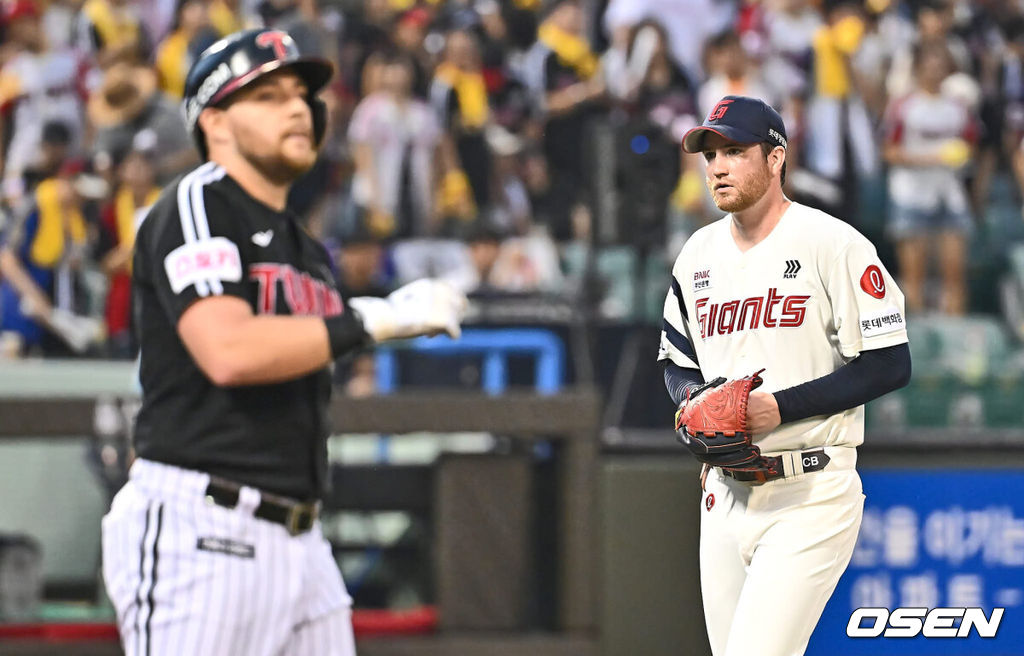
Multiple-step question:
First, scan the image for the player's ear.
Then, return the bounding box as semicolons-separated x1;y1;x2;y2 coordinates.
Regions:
198;107;230;152
768;146;786;178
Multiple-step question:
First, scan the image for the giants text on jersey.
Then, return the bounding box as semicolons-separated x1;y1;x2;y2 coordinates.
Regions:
695;289;810;337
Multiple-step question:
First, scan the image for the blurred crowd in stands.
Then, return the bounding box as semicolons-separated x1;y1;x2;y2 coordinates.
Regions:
2;0;1024;360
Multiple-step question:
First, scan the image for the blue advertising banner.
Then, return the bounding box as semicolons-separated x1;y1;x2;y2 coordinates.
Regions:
807;470;1024;655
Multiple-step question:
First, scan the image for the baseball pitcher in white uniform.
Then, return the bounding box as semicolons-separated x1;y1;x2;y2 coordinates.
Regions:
658;95;912;656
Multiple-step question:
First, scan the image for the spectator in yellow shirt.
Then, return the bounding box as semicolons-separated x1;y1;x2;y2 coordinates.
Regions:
75;0;150;67
801;0;877;222
155;0;220;99
208;0;243;35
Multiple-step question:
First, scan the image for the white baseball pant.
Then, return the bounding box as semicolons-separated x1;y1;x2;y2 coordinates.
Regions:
102;458;356;656
699;450;864;656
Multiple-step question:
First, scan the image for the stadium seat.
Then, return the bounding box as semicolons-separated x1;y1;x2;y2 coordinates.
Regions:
561;244;671;322
870;314;1024;428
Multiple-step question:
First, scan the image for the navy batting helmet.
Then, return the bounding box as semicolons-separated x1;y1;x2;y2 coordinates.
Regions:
182;28;334;159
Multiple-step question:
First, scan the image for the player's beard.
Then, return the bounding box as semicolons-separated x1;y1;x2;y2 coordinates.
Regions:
711;160;772;213
237;136;317;186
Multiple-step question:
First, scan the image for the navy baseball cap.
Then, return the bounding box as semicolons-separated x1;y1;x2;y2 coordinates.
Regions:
682;96;788;153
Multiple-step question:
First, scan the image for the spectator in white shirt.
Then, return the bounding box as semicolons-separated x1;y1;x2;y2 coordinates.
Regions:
883;41;978;315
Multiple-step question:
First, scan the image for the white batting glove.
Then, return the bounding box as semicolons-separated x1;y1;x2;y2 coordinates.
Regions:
348;279;468;343
49;309;105;354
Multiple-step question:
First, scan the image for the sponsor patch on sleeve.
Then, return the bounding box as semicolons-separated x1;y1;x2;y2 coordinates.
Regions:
859;265;886;299
859;305;904;338
164;237;242;294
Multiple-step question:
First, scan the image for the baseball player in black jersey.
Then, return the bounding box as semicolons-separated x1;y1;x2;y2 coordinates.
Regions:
100;29;466;656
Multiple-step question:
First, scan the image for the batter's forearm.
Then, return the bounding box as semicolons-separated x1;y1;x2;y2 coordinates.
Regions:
201;315;340;386
179;295;369;387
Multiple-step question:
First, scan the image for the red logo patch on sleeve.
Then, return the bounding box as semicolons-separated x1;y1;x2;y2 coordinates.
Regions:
860;265;886;299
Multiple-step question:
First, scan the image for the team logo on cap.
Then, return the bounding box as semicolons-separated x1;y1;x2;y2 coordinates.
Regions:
255;30;291;58
707;99;734;121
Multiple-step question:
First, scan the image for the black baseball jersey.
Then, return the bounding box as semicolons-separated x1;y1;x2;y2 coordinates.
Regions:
132;161;345;500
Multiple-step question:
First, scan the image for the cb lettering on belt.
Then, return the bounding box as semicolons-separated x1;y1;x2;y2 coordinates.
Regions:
803;455;819;468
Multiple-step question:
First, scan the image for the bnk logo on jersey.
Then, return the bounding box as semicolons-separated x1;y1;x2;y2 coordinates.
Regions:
693;269;712;292
847;607;1004;638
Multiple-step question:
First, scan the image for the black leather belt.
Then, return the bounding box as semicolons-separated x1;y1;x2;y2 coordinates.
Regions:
205;476;319;536
721;449;831;484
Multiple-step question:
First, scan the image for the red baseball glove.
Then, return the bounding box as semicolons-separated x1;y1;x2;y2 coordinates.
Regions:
674;369;771;471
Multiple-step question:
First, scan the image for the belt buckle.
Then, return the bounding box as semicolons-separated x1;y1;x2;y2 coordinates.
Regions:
285;503;317;536
286;506;305;536
285;506;303;536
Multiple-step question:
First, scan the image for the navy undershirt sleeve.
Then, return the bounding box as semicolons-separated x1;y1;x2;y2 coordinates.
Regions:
663;362;705;407
773;342;912;424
